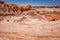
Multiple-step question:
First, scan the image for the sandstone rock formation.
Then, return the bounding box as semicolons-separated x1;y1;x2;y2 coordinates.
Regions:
0;1;60;40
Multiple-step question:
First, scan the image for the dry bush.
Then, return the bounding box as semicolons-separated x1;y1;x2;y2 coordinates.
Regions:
23;5;32;11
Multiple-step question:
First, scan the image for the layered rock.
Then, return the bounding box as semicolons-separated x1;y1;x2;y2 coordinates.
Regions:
0;1;32;15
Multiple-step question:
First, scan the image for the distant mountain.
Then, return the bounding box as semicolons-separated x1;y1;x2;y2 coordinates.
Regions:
33;6;60;8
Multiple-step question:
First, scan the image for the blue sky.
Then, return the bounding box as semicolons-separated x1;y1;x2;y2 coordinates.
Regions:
3;0;60;6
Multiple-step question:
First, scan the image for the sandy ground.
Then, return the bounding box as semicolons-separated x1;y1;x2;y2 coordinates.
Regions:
0;14;60;40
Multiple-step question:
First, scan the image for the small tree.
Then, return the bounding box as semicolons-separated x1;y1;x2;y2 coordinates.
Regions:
26;4;31;9
25;4;32;11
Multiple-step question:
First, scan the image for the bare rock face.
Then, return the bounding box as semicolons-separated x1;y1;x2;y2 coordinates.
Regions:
0;2;32;15
44;14;60;21
0;1;60;40
0;2;23;15
0;12;60;40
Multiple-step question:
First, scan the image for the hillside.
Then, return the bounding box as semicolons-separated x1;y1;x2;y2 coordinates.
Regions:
0;1;60;40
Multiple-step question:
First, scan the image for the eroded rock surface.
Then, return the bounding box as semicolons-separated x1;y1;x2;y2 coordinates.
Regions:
0;13;60;40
